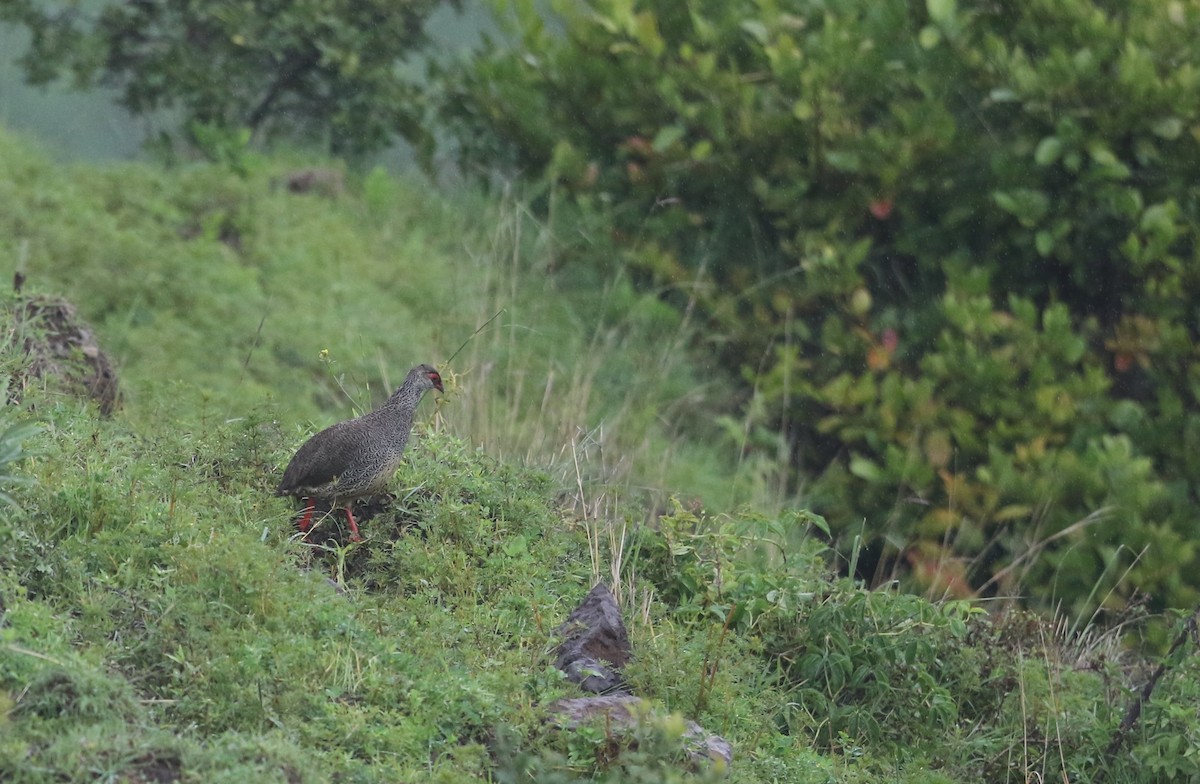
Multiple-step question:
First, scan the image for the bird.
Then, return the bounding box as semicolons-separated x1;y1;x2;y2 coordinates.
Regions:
277;363;444;541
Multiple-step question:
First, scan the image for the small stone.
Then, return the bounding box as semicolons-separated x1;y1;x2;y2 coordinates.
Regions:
548;695;733;770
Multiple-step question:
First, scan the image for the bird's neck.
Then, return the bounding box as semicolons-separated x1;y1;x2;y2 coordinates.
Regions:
384;380;423;412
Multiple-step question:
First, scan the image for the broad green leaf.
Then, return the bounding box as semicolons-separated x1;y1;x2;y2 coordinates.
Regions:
502;535;529;556
1087;142;1120;167
849;455;882;482
825;151;861;172
789;509;831;537
740;20;769;44
1034;136;1063;166
927;0;956;25
633;11;665;57
1140;202;1178;238
1087;141;1131;178
1035;230;1054;256
993;189;1049;226
1152;117;1183;140
652;125;685;151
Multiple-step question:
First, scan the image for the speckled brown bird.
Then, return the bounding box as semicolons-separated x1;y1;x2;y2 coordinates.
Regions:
277;363;443;541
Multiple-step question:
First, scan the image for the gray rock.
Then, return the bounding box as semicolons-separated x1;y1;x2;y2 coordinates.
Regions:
555;583;631;694
548;584;733;771
683;722;733;769
548;695;733;769
549;694;641;726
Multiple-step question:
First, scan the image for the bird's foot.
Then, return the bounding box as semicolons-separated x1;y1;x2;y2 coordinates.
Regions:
344;505;362;542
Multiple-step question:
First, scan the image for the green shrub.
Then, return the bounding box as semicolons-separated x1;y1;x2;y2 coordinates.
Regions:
436;0;1200;616
635;503;979;749
629;504;1200;781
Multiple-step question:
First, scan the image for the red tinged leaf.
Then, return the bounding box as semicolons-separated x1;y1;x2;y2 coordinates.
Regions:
867;345;890;370
623;136;652;155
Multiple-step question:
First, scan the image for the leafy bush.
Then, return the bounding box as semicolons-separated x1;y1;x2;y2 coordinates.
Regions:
436;0;1200;616
631;503;1200;781
633;499;829;625
635;503;983;749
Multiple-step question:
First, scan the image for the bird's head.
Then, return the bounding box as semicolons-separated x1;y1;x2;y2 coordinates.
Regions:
412;363;444;393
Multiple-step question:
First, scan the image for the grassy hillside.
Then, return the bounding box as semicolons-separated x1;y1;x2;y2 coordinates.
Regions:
2;126;1199;782
0;122;768;511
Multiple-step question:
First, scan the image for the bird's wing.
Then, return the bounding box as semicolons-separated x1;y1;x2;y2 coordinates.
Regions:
276;422;356;494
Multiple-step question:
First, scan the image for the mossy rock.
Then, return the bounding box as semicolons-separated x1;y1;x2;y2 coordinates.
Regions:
5;293;120;415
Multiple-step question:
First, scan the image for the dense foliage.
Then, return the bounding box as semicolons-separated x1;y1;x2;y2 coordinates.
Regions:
435;0;1200;618
0;0;456;154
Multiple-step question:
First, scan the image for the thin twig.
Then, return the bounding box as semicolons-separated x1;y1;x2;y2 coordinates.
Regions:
238;314;267;386
446;308;506;366
5;644;63;665
978;508;1113;596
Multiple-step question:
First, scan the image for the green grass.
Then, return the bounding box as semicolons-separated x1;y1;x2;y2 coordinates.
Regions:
2;125;1200;782
0;123;761;513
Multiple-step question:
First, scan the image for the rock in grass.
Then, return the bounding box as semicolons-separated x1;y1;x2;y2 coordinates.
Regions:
549;695;733;770
6;294;120;415
555;583;632;694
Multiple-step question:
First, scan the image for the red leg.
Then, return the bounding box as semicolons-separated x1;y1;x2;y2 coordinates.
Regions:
297;499;315;533
344;504;362;542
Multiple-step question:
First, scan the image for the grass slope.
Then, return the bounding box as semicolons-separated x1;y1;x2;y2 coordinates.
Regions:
1;127;1199;782
0;123;749;511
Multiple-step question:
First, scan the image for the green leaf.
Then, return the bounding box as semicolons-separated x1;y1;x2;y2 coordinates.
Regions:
825;151;861;173
1108;400;1146;430
849;456;882;482
993;189;1049;226
1152;117;1183;140
1140;202;1178;240
632;11;665;57
993;504;1032;522
1034;136;1063;166
502;535;529;557
1087;141;1131;178
927;0;957;25
652;125;685;151
740;19;769;44
790;509;831;537
1035;230;1054;256
1087;142;1120;167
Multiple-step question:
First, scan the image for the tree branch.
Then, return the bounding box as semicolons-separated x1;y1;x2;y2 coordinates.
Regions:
244;49;322;131
1096;605;1200;782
